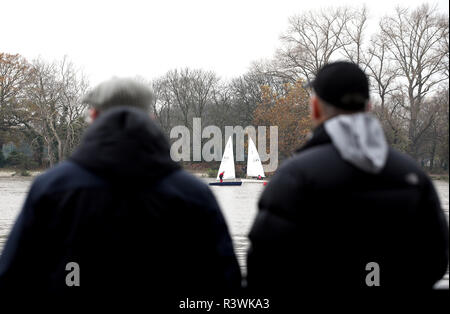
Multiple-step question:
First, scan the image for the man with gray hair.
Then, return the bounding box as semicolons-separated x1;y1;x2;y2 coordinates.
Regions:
83;77;154;118
0;78;241;305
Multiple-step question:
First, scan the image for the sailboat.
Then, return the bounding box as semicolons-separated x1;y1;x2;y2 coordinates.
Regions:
209;136;243;186
241;137;267;183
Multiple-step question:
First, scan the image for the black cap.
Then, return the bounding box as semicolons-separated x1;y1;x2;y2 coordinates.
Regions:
309;61;369;110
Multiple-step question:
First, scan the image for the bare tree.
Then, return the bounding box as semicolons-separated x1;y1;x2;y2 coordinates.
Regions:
24;57;87;167
0;53;32;147
207;83;234;128
152;78;174;135
25;59;59;166
166;68;195;128
363;33;400;110
276;7;353;82
191;70;218;119
228;69;286;127
340;5;369;67
161;68;220;128
58;56;89;159
379;4;449;158
419;88;449;170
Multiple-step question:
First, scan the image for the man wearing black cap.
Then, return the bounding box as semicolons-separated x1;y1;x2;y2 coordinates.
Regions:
247;62;448;296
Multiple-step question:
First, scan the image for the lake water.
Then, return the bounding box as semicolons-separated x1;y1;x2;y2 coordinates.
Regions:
0;175;448;287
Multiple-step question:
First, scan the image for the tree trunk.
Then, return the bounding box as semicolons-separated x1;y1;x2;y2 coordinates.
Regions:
47;142;55;168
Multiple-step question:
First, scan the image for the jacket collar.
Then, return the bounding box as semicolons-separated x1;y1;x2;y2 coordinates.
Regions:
295;123;332;154
70;106;180;183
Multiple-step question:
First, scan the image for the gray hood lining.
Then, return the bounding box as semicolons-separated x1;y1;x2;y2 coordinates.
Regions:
324;113;388;174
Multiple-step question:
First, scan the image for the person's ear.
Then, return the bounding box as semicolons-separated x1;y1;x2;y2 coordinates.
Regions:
89;108;99;122
310;96;322;121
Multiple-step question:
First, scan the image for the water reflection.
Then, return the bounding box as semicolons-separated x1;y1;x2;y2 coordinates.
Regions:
207;180;263;276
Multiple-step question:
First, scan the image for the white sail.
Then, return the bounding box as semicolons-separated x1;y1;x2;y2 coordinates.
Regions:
247;137;265;177
217;136;235;180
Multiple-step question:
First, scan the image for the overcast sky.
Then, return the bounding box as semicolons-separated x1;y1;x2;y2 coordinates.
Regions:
3;0;449;86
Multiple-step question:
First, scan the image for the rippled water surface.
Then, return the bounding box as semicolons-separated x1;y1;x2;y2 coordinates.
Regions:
208;180;263;276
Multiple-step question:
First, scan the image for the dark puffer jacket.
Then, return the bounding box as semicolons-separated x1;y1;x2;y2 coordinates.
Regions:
247;119;448;294
0;107;241;304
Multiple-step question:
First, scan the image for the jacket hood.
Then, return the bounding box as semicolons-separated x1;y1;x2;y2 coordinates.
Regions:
70;106;179;182
323;113;388;174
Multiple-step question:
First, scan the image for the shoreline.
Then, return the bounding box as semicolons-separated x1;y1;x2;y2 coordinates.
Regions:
1;167;447;182
0;170;43;178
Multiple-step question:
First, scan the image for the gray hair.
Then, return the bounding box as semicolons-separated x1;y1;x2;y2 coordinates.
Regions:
82;78;154;112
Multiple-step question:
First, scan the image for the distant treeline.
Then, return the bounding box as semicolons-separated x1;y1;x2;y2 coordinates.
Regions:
0;4;448;173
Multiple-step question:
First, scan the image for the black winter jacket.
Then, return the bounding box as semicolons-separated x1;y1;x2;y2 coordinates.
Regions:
0;107;241;304
247;123;448;294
